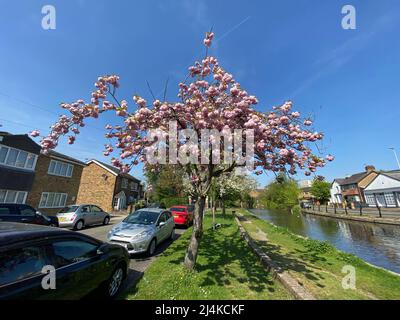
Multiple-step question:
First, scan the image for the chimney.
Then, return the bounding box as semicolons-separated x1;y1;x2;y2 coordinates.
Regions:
365;165;375;173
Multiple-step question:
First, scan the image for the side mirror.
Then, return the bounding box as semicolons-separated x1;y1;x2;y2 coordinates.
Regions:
97;243;109;255
158;221;166;228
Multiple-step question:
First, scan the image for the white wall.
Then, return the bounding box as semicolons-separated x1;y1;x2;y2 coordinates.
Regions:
330;181;342;204
364;174;400;193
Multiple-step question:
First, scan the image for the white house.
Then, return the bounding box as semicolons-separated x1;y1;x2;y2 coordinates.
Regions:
330;179;343;204
363;172;400;207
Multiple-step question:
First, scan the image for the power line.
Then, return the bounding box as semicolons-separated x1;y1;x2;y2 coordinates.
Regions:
0;91;106;132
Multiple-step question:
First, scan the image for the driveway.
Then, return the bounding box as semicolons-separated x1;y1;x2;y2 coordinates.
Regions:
78;216;187;297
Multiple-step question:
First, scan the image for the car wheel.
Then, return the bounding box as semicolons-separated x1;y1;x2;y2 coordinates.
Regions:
147;238;156;256
169;228;175;240
103;216;110;225
107;266;124;298
74;220;84;231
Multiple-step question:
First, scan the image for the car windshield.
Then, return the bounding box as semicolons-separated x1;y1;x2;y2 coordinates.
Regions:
171;207;186;212
58;206;79;213
123;211;160;225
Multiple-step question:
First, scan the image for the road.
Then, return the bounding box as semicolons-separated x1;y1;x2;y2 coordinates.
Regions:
78;216;187;297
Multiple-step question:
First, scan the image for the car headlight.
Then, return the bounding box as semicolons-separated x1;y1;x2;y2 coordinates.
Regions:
132;230;153;240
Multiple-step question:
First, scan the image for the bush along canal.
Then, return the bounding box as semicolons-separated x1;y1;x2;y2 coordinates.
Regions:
239;209;400;300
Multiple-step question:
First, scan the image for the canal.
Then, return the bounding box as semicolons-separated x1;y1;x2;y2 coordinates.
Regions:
250;209;400;274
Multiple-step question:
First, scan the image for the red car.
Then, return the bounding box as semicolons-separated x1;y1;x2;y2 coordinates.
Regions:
170;205;194;227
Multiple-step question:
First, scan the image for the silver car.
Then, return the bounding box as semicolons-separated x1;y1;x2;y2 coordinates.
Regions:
56;204;111;230
107;208;175;256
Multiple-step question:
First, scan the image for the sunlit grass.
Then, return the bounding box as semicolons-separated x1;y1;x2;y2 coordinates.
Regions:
124;212;292;300
239;209;400;300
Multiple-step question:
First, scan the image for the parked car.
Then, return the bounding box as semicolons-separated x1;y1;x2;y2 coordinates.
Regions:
56;204;111;230
170;205;194;227
300;201;312;209
0;204;58;227
107;208;174;256
0;222;129;299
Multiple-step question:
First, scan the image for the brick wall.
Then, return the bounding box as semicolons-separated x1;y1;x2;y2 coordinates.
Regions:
26;155;84;216
76;162;117;213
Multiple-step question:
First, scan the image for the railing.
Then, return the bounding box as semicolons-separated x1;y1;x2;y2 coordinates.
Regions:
306;203;400;218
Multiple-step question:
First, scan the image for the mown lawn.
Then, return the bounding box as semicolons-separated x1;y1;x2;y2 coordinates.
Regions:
239;209;400;300
124;212;292;300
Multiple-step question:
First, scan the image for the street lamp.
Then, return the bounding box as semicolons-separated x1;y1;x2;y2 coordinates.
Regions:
389;147;400;170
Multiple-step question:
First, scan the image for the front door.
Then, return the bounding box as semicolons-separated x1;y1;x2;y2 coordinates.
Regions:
113;192;126;211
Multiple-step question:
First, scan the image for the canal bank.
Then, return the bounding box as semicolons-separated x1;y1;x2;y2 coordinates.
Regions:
301;209;400;226
239;209;400;300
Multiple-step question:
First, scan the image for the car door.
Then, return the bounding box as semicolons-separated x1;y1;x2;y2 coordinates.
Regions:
80;205;93;226
90;205;106;224
0;204;19;223
0;241;54;300
165;211;174;234
156;212;168;241
17;205;40;225
47;237;110;299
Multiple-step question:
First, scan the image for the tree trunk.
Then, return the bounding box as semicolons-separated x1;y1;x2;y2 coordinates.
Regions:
222;199;226;216
184;195;206;270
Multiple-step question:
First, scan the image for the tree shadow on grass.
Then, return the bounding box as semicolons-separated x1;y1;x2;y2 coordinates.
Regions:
256;240;327;288
166;214;278;294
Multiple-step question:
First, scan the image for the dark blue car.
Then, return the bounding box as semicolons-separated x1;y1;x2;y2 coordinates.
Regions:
0;203;59;227
0;222;130;299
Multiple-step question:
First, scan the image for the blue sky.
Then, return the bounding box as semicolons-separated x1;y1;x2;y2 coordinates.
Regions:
0;0;399;187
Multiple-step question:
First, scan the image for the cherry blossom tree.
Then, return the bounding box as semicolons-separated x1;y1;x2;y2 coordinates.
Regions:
33;31;333;269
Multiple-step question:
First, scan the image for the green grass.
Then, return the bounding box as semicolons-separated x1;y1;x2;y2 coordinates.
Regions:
239;209;400;300
124;212;292;300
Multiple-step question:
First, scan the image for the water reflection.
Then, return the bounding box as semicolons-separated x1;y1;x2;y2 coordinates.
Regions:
251;209;400;273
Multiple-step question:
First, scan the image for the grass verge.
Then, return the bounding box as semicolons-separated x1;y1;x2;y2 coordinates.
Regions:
239;209;400;300
124;212;292;300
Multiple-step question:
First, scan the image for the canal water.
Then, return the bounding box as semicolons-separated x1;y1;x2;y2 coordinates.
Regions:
250;209;400;274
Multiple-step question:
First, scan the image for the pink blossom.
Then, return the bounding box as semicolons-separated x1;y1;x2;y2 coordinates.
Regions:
30;130;40;137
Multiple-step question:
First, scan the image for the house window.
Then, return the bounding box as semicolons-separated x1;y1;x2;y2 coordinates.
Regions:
365;194;376;206
39;192;68;208
0;144;37;171
130;182;138;191
0;190;27;204
121;178;128;188
48;160;74;178
384;193;396;206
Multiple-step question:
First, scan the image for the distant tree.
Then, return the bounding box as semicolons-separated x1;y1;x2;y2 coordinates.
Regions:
145;165;188;207
311;177;331;204
261;173;300;210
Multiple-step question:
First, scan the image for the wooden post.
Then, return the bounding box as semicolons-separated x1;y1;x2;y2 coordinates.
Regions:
334;203;337;214
376;205;382;218
359;204;362;216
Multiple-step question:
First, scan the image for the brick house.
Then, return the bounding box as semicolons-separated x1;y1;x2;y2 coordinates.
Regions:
27;150;86;215
330;165;378;207
0;131;85;215
76;159;143;213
